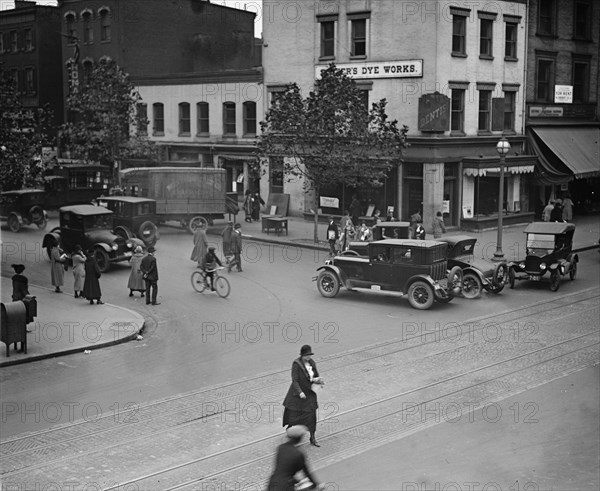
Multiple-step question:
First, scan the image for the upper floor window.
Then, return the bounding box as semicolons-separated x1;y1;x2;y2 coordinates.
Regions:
10;31;18;53
136;103;148;135
243;101;257;136
350;18;367;57
505;22;518;60
179;102;191;136
99;8;111;42
82;12;94;44
82;59;93;84
0;33;4;53
24;29;34;51
24;67;36;94
450;88;465;134
478;90;492;132
152;103;164;135
478;12;496;59
573;1;592;40
320;20;335;59
503;91;516;132
573;60;590;103
223;102;236;135
536;57;555;102
452;13;468;56
538;0;556;36
65;13;77;43
197;102;209;135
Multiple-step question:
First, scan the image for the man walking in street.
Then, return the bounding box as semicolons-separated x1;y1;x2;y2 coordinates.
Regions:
228;223;243;273
140;246;160;305
326;217;339;256
221;221;234;264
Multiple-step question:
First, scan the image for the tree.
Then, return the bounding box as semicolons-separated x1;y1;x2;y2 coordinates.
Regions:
256;64;408;243
60;59;157;169
0;79;54;192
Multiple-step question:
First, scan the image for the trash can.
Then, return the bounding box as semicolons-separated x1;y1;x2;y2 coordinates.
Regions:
21;295;37;324
1;301;28;357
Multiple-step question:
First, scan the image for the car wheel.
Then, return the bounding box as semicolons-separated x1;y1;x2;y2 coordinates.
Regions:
508;267;516;289
435;290;453;304
36;217;48;230
189;216;208;234
549;271;560;292
317;271;340;298
114;226;134;240
491;263;507;293
447;266;463;296
407;280;435;310
7;213;21;233
462;272;483;299
94;248;110;273
139;221;159;246
569;262;577;280
29;206;44;224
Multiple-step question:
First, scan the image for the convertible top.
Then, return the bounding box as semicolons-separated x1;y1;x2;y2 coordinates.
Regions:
524;222;576;235
98;196;156;204
60;204;113;216
1;189;45;196
376;239;447;248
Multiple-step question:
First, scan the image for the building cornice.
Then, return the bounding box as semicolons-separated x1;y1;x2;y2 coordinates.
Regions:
133;68;263;86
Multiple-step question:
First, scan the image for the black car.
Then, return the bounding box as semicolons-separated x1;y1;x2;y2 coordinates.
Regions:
508;222;578;292
315;239;462;310
0;189;48;233
443;235;508;299
344;221;411;256
96;196;160;247
42;205;144;273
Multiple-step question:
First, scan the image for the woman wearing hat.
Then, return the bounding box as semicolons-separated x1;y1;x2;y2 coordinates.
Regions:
83;250;103;305
71;245;86;298
282;345;325;447
127;246;146;297
267;425;323;491
11;264;29;301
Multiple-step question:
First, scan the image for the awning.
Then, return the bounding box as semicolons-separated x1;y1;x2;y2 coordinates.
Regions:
529;126;600;180
463;165;535;177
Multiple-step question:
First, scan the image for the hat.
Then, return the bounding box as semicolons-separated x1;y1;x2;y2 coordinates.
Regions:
208;246;216;251
228;220;233;225
300;344;314;356
234;223;242;229
147;246;156;253
286;425;308;440
11;264;25;274
134;246;143;253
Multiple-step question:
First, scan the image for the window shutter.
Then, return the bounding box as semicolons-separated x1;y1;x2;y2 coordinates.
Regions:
491;98;504;131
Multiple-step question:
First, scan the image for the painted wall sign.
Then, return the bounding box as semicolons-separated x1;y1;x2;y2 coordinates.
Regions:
418;92;450;132
315;60;423;80
529;106;564;117
554;85;573;104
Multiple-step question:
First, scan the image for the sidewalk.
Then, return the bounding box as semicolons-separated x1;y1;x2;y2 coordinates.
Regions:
0;278;144;367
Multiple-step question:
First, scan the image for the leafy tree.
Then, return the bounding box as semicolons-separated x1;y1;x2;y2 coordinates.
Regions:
60;58;157;168
0;79;54;191
256;64;408;242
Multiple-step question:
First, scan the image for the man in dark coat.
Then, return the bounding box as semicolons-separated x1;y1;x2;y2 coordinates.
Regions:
326;217;339;256
282;345;324;447
83;251;103;304
227;223;243;272
267;426;322;491
221;221;234;262
140;246;159;305
550;201;564;222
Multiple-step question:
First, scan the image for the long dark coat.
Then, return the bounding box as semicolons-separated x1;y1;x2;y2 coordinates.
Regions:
140;254;158;281
267;440;318;491
283;358;320;413
221;224;234;256
12;274;29;301
230;230;242;254
83;256;102;300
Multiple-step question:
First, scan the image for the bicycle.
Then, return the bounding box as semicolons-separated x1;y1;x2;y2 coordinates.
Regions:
191;266;231;298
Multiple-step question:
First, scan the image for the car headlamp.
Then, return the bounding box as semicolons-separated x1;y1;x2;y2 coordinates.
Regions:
126;241;133;249
519;262;525;269
540;263;546;270
112;243;118;251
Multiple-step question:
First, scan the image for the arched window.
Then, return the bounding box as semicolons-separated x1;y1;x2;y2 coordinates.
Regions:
153;103;164;135
99;8;111;42
223;102;236;135
82;59;93;84
243;101;256;136
179;102;191;136
64;12;77;44
82;11;93;44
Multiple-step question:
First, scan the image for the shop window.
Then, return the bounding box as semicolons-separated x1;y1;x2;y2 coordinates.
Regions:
538;0;556;36
197;102;209;135
351;19;366;57
152;103;164;135
179;102;191;136
505;22;517;60
82;12;93;43
479;18;493;58
573;61;590;103
136;103;148;135
478;90;492;132
536;58;555;102
223;102;236;136
573;1;591;40
320;20;335;58
450;89;465;134
243;101;257;136
99;8;111;42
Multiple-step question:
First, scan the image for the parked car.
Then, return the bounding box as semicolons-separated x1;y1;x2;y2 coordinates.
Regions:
443;235;508;299
0;189;48;233
508;222;577;292
42;204;144;273
96;196;160;247
344;221;411;256
315;239;463;310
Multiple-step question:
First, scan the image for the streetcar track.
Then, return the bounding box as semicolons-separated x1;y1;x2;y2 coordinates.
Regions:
1;289;597;469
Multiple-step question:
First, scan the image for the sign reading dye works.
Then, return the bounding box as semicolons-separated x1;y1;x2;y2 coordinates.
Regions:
315;60;423;80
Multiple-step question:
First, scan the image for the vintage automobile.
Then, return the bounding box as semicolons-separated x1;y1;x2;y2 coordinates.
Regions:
344;221;411;256
508;222;578;292
0;189;48;233
42;204;144;273
96;196;160;247
315;239;463;310
443;235;508;299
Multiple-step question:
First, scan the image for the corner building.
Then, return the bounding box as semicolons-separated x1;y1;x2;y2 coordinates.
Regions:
262;0;536;231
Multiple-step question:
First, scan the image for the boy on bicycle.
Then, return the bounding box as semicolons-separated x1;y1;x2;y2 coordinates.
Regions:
203;246;222;291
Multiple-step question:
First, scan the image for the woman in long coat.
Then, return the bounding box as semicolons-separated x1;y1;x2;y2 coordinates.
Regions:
190;222;209;268
71;245;86;298
127;246;145;297
282;345;325;447
83;251;103;304
50;244;67;292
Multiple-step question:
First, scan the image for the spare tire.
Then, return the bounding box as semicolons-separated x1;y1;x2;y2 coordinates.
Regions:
138;221;159;246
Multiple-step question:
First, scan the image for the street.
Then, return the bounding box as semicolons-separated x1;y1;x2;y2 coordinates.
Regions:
1;217;599;490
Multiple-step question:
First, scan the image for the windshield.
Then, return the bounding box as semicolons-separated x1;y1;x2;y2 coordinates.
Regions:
526;233;554;257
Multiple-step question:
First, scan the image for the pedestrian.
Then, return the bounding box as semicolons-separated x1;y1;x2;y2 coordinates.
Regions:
243;190;254;223
267;425;323;491
83;250;103;305
542;200;555;222
562;194;574;221
414;221;426;240
127;246;145;297
349;195;362;226
251;192;264;221
282;345;325;447
550;201;564;222
432;211;446;239
341;210;352;230
228;223;243;272
340;221;355;251
204;246;223;291
326;217;339;256
11;264;29;301
49;242;67;293
71;245;86;298
221;221;234;264
140;246;159;305
190;221;208;268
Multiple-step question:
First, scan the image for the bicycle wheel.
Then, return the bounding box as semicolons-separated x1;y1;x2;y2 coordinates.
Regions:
214;276;231;298
191;271;208;293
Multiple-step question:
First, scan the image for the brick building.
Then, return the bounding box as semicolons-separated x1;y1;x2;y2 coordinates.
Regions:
262;0;542;231
525;0;600;215
0;1;64;131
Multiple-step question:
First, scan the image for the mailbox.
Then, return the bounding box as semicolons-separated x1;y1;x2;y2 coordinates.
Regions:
1;301;28;357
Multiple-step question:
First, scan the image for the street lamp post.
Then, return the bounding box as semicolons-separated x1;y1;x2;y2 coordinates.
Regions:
493;137;511;261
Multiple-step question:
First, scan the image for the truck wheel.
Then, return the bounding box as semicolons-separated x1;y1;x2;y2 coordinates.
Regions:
408;281;435;310
94;248;110;273
114;225;134;240
569;262;577;280
317;271;340;298
139;221;159;246
189;216;208;234
7;213;21;232
549;271;560;292
461;272;482;299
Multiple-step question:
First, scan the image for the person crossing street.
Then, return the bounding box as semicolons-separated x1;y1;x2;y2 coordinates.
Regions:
227;223;243;273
